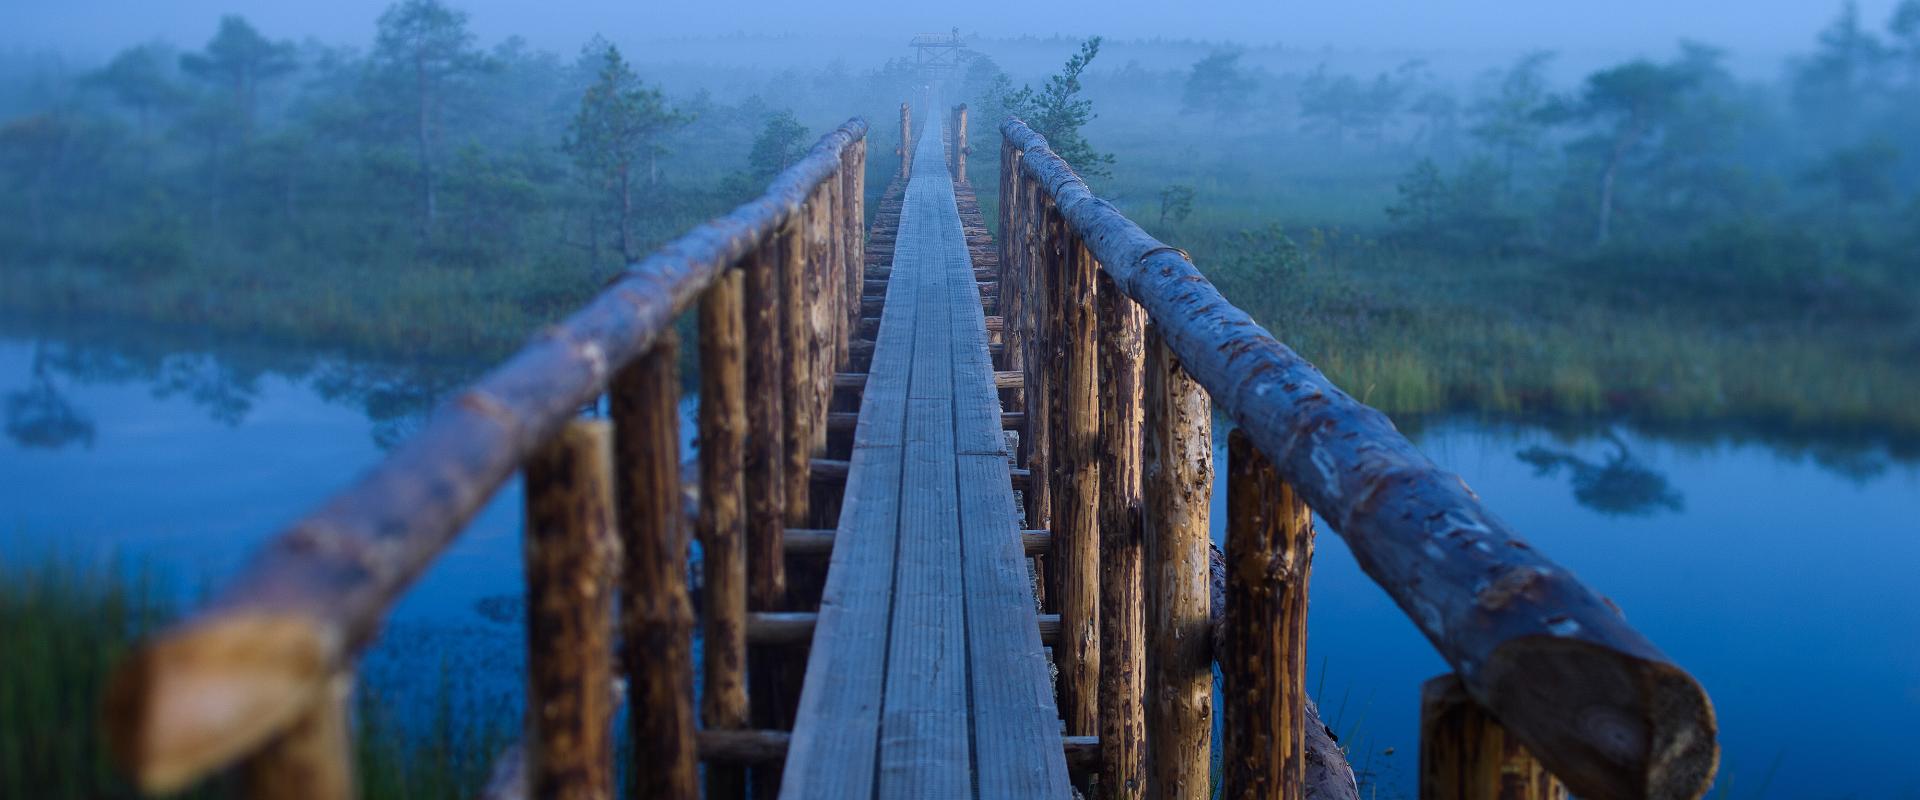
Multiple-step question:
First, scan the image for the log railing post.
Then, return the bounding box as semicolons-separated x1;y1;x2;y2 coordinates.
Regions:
1096;271;1147;799
779;215;815;529
898;102;912;180
1054;236;1100;737
700;268;750;800
1142;326;1213;799
744;235;791;788
1222;430;1315;800
523;419;619;800
999;145;1027;405
1420;675;1569;800
806;183;834;456
611;334;699;799
952;104;969;182
1022;192;1055;536
843;147;866;345
239;674;354;800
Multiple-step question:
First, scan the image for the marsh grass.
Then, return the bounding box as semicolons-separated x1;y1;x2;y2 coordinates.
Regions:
0;556;512;800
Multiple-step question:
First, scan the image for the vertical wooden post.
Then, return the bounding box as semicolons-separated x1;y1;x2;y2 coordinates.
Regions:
778;213;815;537
523;419;619;800
1222;429;1315;800
844;146;866;343
1142;326;1213;799
1022;193;1056;536
743;241;788;612
1096;272;1147;800
743;235;790;790
611;335;699;800
899;102;912;180
1054;236;1100;737
952;104;969;182
240;675;353;800
700;269;750;800
1420;675;1568;800
998;145;1026;405
806;183;834;446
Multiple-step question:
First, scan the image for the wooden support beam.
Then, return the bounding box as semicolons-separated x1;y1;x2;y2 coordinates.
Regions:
783;528;1051;558
1064;736;1099;776
699;270;749;800
611;336;699;799
780;216;815;535
1222;430;1315;800
523;420;618;800
826;410;1021;431
833;371;1019;392
1421;675;1569;800
746;612;819;646
699;730;793;766
1143;326;1213;799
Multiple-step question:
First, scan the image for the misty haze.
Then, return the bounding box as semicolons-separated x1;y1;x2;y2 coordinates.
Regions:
2;2;1917;799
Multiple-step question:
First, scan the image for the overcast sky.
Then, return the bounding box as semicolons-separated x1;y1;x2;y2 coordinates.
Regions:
3;0;1902;63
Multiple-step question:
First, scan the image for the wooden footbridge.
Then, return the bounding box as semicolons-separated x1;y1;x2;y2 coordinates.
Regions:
103;98;1718;800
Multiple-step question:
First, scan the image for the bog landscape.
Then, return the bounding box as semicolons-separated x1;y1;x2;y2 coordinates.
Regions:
2;1;1916;799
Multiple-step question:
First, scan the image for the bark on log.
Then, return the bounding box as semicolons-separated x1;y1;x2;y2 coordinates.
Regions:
699;270;749;800
1421;674;1569;800
1053;236;1101;737
1222;430;1316;800
522;420;618;800
1142;327;1212;799
611;338;699;800
1002;119;1716;800
778;215;814;536
1096;273;1147;800
1206;543;1360;800
101;119;868;793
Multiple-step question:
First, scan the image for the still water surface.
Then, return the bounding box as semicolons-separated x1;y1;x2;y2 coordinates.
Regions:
1;333;1914;798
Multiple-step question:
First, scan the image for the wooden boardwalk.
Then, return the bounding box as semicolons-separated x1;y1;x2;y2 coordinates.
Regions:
779;114;1073;798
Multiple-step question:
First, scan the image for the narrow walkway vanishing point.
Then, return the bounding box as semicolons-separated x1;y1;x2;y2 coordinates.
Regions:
781;109;1072;798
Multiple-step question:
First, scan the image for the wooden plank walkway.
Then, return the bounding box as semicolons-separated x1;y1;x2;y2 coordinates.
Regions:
780;114;1072;799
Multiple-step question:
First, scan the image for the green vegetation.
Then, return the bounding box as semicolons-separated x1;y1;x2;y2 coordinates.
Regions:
960;6;1920;447
0;1;911;366
0;556;509;799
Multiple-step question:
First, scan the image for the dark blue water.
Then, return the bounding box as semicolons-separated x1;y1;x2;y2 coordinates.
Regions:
2;333;1915;798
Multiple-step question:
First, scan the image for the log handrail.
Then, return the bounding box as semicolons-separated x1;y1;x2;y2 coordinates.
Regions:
1000;118;1717;800
101;118;870;795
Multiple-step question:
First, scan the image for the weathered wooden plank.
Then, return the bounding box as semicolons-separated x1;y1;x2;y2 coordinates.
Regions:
778;122;921;800
776;444;903;799
878;396;971;797
956;454;1075;798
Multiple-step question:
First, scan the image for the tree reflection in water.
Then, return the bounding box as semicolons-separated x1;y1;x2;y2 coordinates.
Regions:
1517;432;1684;516
2;333;478;451
4;346;95;450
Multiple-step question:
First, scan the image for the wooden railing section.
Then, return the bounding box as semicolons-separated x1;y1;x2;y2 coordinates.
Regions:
998;117;1719;800
101;118;871;799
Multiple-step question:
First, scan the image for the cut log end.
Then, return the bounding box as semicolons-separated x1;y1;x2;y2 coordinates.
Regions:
102;613;339;794
1481;636;1718;800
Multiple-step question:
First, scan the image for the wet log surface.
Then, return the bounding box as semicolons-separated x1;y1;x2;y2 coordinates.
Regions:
1003;119;1716;800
